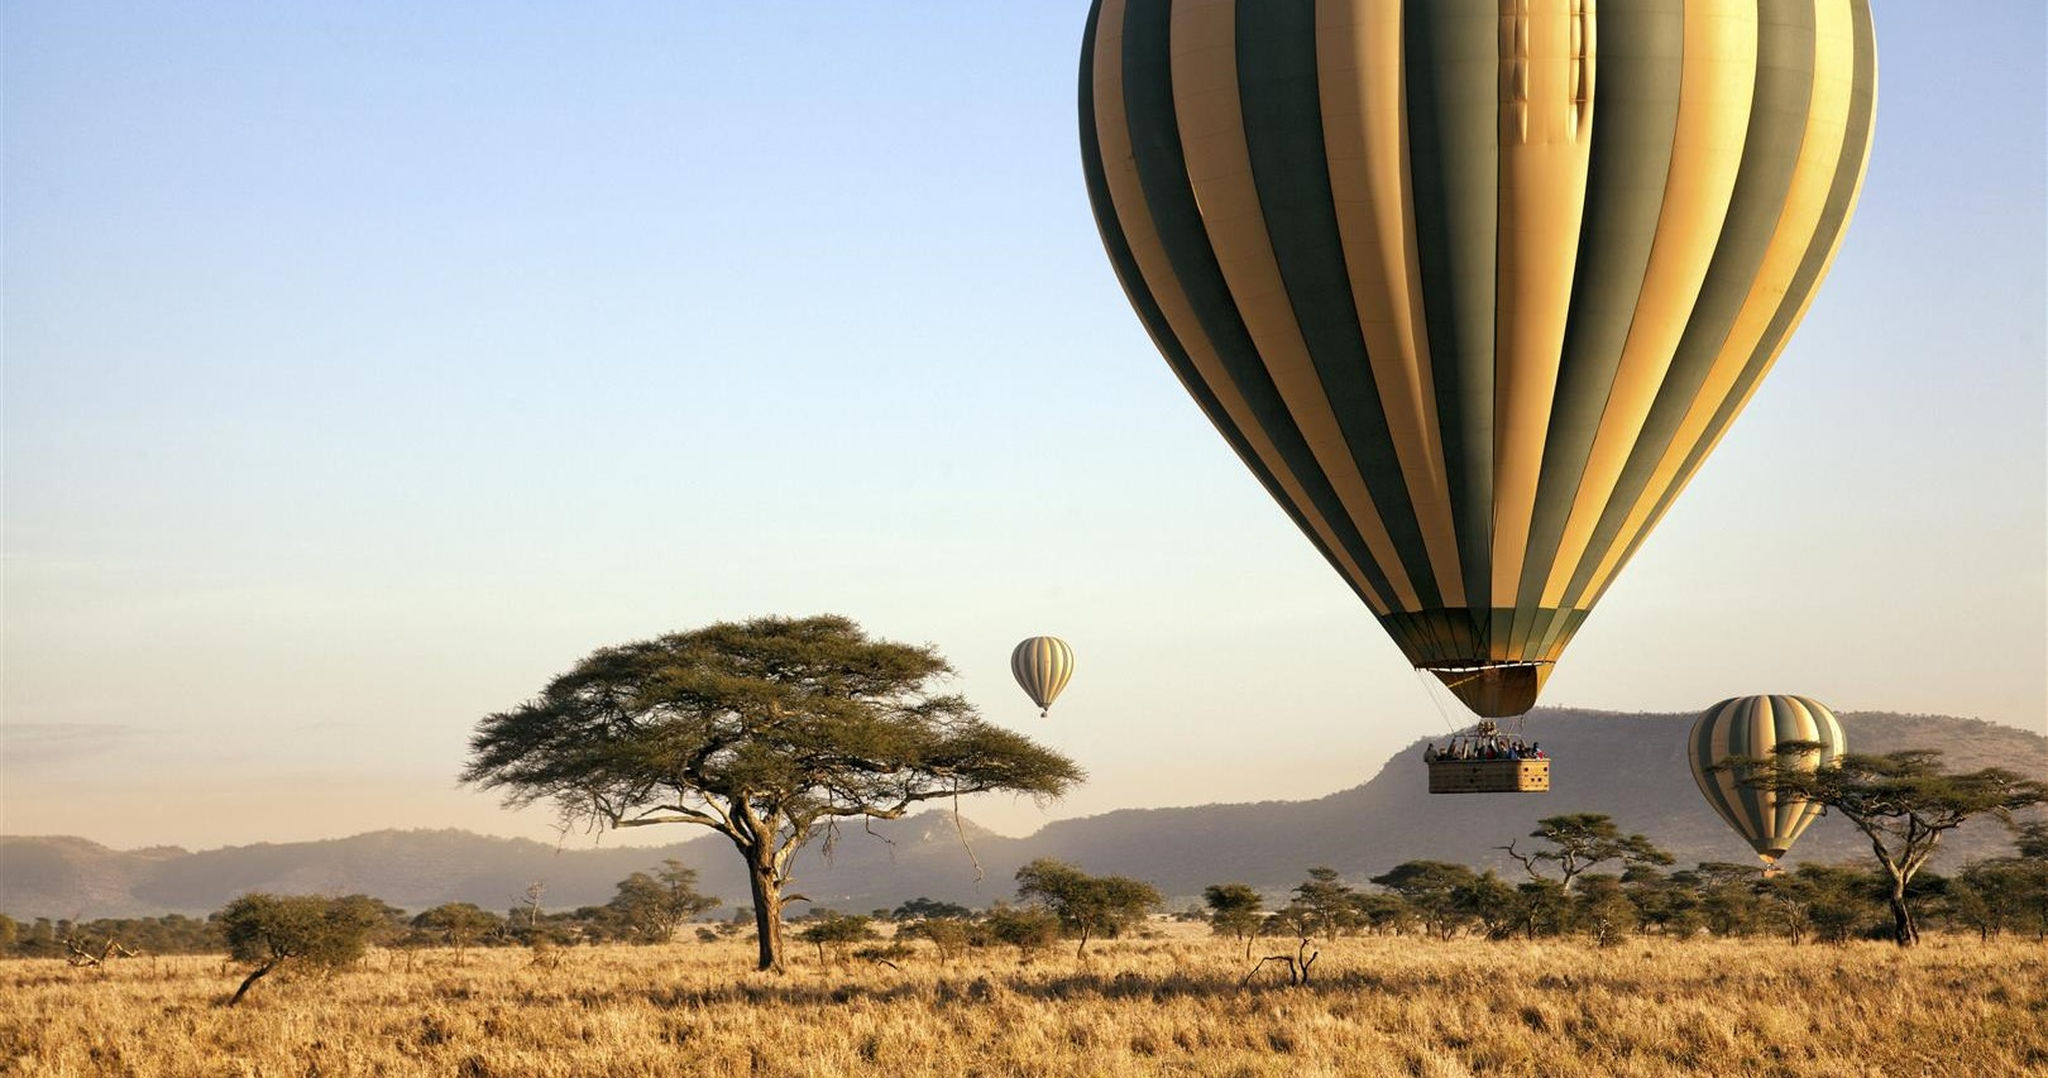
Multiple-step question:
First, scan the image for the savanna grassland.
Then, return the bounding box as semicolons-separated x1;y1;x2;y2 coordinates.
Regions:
2;928;2040;1078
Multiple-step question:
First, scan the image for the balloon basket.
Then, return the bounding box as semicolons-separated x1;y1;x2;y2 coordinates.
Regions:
1427;758;1550;795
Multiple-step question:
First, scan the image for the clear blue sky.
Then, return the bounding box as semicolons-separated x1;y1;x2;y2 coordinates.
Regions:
5;2;2043;849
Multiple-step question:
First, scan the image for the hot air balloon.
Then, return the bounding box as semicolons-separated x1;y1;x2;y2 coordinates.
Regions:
1079;0;1876;717
1688;694;1845;869
1011;636;1076;717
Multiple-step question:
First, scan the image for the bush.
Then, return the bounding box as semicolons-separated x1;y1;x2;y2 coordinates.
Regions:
795;913;877;962
216;893;387;1006
983;906;1060;956
899;917;974;959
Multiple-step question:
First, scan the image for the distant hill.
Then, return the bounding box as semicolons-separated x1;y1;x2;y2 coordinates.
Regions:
4;710;2041;918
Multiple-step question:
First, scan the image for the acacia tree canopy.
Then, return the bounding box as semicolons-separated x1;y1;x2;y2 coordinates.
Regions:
1500;813;1673;891
462;614;1083;973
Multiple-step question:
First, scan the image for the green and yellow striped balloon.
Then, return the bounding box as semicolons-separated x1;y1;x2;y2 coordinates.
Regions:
1011;636;1077;716
1079;0;1876;717
1688;694;1845;865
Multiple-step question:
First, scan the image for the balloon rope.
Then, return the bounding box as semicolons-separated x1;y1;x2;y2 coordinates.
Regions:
1414;669;1463;734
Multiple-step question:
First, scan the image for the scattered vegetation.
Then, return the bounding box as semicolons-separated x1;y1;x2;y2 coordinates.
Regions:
4;784;2040;1073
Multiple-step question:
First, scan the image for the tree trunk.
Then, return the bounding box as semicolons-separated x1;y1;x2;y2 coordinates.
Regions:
227;958;280;1007
747;861;785;973
1887;878;1918;948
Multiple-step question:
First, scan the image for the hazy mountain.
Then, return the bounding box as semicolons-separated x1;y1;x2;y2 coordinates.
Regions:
4;710;2040;919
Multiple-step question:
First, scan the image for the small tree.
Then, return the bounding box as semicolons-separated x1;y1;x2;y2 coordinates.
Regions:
216;894;385;1007
1202;883;1264;959
983;904;1061;957
1499;813;1673;892
514;881;547;935
1351;891;1412;936
1453;870;1521;941
1761;863;1881;944
899;915;974;960
1726;749;2048;946
464;614;1083;972
1572;875;1638;947
1287;867;1363;938
1014;858;1161;958
1674;863;1767;937
1370;861;1479;940
796;912;878;964
1951;857;2048;942
410;903;503;964
606;861;719;944
1513;878;1570;939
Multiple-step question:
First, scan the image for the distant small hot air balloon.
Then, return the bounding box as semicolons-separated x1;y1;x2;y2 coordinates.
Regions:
1687;695;1845;870
1011;636;1076;717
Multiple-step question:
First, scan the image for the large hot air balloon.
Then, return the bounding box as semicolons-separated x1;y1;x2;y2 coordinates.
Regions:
1688;694;1845;868
1011;636;1076;716
1079;0;1876;717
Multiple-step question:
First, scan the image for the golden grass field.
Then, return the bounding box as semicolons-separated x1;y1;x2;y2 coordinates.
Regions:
2;926;2041;1077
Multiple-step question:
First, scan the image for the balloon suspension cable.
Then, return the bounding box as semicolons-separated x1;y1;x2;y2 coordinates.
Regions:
1414;669;1465;734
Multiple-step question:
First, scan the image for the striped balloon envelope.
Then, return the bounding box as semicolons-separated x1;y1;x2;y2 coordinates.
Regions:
1010;636;1076;717
1687;695;1845;865
1078;0;1876;717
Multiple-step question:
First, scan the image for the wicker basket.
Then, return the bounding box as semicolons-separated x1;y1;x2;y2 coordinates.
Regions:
1427;758;1550;794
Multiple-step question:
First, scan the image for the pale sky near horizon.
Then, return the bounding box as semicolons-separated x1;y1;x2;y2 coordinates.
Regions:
5;2;2044;853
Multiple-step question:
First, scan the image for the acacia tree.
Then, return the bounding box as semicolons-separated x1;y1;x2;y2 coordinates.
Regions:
1014;858;1162;958
1571;875;1638;947
1952;855;2048;941
1454;870;1521;940
1499;813;1673;892
410;902;503;964
1370;861;1478;940
796;912;878;964
1726;749;2047;946
463;614;1083;973
1202;883;1264;959
217;894;386;1007
1286;867;1363;938
1956;821;2048;941
607;861;719;944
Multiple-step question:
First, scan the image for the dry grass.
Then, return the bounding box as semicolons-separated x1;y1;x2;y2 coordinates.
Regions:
2;928;2040;1077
